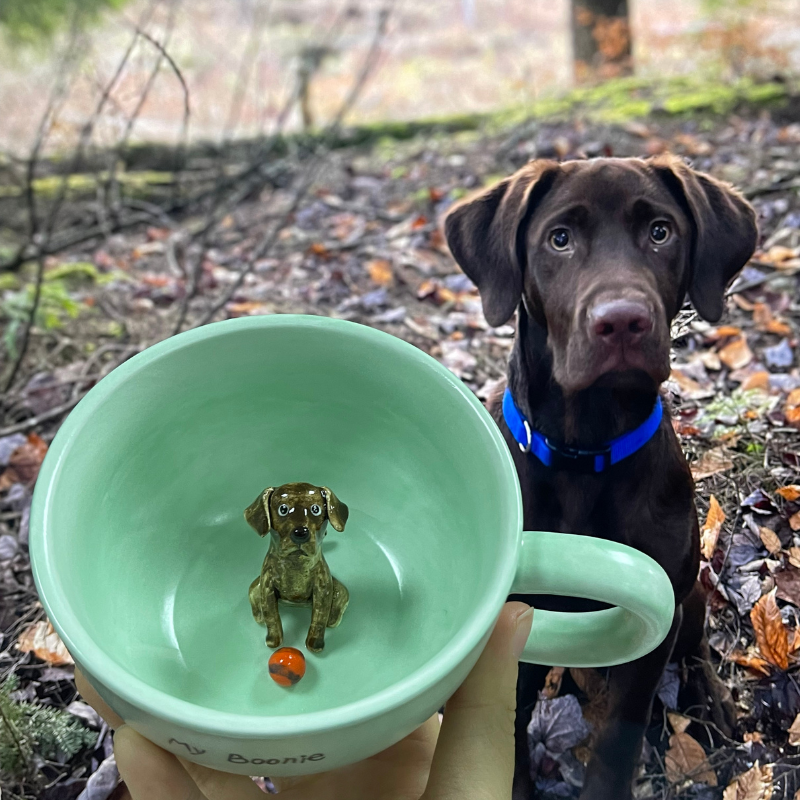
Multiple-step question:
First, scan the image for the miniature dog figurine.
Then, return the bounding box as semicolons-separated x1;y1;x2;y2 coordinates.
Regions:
245;482;349;653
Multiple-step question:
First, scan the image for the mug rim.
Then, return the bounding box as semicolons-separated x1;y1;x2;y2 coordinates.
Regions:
30;314;523;737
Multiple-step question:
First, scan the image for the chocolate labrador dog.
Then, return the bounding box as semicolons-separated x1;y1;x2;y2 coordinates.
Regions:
444;154;758;799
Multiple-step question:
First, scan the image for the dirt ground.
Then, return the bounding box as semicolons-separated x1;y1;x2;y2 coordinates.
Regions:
2;94;800;798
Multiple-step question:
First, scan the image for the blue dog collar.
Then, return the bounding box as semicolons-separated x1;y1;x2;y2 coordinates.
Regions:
502;388;663;473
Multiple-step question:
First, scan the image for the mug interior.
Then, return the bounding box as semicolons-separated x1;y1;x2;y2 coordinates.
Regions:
38;317;520;719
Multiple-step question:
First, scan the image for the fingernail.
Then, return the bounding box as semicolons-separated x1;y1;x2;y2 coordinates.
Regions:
511;606;534;661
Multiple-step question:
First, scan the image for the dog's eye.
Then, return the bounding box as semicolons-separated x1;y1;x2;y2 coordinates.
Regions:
278;504;289;516
649;222;670;244
549;229;570;251
310;504;321;516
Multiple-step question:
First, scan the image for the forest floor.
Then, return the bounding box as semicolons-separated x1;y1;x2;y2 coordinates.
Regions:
2;88;800;799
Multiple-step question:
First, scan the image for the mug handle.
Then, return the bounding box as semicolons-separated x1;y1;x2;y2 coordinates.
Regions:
512;531;675;667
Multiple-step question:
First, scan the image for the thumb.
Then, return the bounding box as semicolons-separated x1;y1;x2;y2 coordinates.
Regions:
423;602;533;800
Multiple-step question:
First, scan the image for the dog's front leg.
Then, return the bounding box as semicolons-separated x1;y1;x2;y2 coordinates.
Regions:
260;575;283;649
306;569;334;653
579;606;683;800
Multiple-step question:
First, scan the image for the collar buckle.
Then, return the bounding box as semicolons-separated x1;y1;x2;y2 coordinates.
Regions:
547;441;612;474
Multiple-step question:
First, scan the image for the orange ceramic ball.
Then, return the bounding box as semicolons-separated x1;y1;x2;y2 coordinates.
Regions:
268;647;306;687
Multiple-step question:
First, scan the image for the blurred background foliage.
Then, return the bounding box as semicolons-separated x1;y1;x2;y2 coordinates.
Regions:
0;0;128;45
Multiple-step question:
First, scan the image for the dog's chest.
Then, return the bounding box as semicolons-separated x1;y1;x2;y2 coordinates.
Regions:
270;555;316;603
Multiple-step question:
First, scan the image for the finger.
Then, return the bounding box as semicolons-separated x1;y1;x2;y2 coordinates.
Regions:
113;725;202;800
422;602;533;800
177;758;273;800
74;668;124;729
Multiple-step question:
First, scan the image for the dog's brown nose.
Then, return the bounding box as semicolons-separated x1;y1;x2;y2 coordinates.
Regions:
589;299;653;344
291;526;310;544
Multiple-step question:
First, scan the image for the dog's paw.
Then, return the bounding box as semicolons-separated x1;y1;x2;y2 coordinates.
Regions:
681;659;737;738
266;630;283;649
306;633;325;653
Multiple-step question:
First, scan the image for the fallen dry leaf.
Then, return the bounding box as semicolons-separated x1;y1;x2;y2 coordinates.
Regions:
699;350;722;371
751;588;789;671
753;302;774;328
710;325;743;339
776;567;800;605
741;371;770;392
765;244;798;263
786;389;800;429
760;526;782;556
692;447;734;481
701;495;726;559
777;486;800;502
366;259;394;286
791;510;800;532
669;368;715;400
17;620;74;665
718;336;754;370
791;715;800;746
790;547;800;569
729;650;772;676
541;666;565;700
668;712;692;734
722;762;773;800
665;731;717;786
766;319;793;336
743;731;763;744
227;301;268;316
4;432;48;485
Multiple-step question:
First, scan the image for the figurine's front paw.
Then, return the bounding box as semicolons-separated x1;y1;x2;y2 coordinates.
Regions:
306;632;325;653
266;629;283;649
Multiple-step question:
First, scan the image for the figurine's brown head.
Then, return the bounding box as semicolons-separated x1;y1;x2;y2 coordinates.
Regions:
244;482;348;557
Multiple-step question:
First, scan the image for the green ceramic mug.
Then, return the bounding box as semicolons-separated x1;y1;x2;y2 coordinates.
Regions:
30;314;674;776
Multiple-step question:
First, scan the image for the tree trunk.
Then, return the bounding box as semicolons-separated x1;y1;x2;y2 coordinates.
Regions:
571;0;632;84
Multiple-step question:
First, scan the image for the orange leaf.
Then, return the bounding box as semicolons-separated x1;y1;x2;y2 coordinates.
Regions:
308;242;329;257
751;588;789;670
766;245;798;263
410;214;428;230
729;650;772;676
672;419;701;437
777;485;800;502
741;371;770;392
366;259;394;286
8;433;48;484
227;302;267;316
718;336;753;370
16;620;74;665
710;325;743;339
786;389;800;429
701;495;726;560
766;319;793;336
665;731;717;785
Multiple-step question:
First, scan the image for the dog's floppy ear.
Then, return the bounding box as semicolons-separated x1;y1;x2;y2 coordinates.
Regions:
244;487;273;537
320;487;348;532
443;159;560;327
651;154;758;322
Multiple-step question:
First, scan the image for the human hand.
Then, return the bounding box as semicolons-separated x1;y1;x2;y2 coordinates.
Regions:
75;601;533;800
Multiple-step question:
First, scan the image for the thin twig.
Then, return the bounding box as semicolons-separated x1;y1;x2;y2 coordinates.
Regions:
183;1;395;330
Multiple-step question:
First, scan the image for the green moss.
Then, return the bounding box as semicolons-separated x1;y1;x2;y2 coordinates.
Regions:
0;169;175;201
